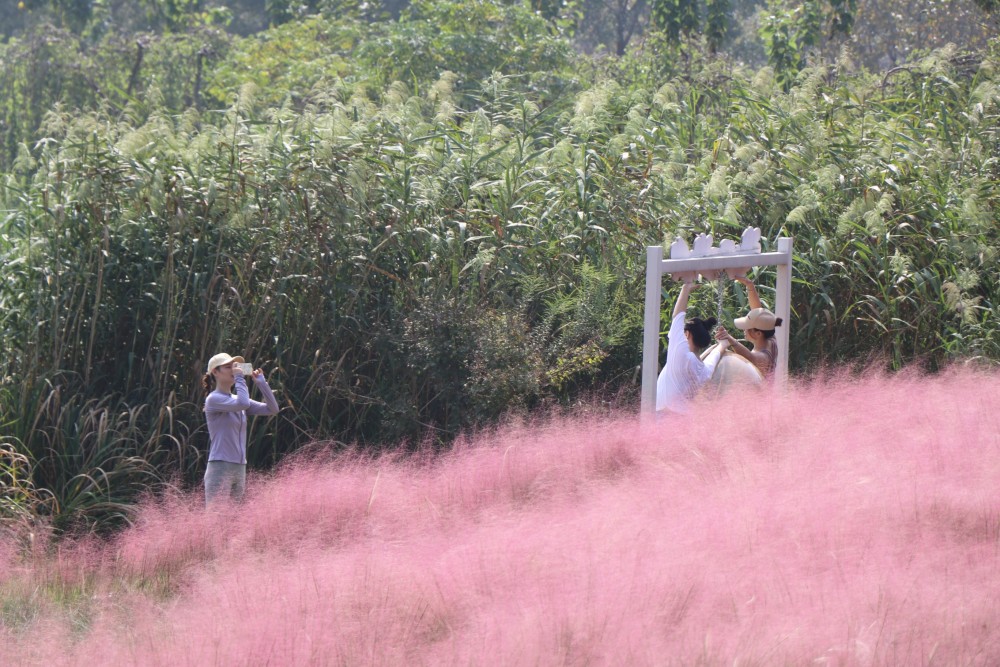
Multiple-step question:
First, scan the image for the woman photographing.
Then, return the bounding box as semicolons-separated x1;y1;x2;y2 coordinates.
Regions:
202;353;280;506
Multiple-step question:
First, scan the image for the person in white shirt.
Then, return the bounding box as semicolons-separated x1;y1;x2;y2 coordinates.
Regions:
656;282;729;414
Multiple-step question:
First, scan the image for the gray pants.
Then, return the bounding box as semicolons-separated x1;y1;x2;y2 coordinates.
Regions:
204;461;246;506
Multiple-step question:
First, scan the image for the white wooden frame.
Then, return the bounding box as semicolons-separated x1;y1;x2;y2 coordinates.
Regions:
640;228;793;415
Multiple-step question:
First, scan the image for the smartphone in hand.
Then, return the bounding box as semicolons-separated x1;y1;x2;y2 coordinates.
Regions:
237;362;253;375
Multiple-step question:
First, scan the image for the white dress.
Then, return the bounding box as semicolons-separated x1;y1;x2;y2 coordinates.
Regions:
656;311;722;414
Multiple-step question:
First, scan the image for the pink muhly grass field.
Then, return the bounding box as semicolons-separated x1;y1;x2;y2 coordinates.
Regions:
3;366;1000;666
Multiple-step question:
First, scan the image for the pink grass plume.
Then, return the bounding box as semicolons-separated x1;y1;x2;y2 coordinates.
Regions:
3;364;1000;665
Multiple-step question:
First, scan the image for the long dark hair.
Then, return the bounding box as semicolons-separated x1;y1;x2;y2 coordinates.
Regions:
202;372;215;394
761;317;784;339
684;316;717;350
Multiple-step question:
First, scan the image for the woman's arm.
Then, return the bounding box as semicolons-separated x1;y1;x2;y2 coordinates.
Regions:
204;375;252;412
672;282;699;320
701;343;725;377
715;327;770;369
735;276;763;310
247;370;280;416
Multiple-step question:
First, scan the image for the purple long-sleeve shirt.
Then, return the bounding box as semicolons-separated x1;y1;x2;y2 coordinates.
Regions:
204;374;279;464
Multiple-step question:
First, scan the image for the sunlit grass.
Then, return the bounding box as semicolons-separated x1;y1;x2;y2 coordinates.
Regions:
2;366;999;664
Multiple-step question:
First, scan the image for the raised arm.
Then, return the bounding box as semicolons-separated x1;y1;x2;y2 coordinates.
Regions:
247;370;279;416
735;276;763;309
205;375;252;412
672;282;699;320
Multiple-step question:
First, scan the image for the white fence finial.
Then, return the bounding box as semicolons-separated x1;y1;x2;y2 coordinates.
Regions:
669;237;690;259
691;233;714;257
739;227;762;253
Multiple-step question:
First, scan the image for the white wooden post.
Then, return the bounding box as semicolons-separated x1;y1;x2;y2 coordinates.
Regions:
640;231;793;416
640;245;664;415
774;237;793;387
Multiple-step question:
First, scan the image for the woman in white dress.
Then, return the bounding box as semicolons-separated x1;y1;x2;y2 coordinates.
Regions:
656;282;730;414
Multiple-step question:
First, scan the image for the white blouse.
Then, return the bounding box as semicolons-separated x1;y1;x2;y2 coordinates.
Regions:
656;311;722;414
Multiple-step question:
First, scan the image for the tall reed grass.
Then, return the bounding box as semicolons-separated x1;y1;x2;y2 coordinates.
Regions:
1;366;998;665
1;23;998;531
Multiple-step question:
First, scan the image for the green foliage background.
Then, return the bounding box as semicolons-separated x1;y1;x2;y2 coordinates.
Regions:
0;0;998;532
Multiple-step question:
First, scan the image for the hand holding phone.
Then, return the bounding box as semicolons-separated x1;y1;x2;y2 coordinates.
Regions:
237;362;253;375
